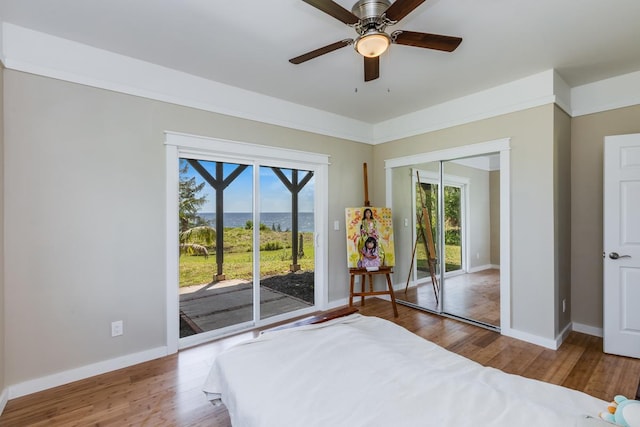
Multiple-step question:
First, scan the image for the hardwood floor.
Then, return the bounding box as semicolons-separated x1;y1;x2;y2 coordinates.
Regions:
2;299;639;426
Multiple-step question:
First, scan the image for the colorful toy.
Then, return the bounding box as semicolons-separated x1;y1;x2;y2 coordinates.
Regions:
600;395;640;427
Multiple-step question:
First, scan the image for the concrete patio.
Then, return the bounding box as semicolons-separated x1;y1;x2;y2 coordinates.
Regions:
179;279;312;335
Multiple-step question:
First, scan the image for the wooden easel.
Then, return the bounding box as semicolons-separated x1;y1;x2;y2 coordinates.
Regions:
362;162;370;207
347;163;398;317
349;267;398;316
404;172;439;303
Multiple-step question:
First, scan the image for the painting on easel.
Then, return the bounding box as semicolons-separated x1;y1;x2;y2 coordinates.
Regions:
345;207;395;269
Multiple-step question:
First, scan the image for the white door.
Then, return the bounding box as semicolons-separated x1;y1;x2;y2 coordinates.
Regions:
603;133;640;358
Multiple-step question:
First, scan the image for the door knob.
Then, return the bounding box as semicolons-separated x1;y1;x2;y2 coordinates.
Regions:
609;252;631;259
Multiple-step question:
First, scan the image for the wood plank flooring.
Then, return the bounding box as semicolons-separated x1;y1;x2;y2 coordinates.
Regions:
2;298;639;426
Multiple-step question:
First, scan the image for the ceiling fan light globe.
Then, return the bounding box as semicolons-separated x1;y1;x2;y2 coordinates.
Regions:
355;33;390;57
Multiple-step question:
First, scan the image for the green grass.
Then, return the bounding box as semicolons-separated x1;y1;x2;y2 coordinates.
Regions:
180;227;462;287
416;244;462;273
180;228;315;287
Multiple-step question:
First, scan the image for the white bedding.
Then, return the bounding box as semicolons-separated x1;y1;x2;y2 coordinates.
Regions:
203;314;609;427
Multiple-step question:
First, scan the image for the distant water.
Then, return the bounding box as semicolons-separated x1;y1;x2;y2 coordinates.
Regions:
198;212;315;232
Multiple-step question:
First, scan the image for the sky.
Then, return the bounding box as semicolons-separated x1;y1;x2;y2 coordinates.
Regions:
180;159;315;213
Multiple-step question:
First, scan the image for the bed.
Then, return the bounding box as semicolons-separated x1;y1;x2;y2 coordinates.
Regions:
203;310;611;427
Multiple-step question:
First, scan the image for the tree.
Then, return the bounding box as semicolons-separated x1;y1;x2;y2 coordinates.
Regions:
444;186;461;245
179;162;207;232
416;183;461;246
444;186;461;228
179;226;216;256
179;162;216;256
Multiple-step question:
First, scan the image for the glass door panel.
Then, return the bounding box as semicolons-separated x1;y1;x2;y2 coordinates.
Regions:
443;185;463;274
259;166;315;320
178;158;254;337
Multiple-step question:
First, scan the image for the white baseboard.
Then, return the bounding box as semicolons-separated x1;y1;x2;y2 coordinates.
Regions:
0;387;8;416
556;322;573;349
572;322;603;337
326;298;349;310
500;326;559;350
8;346;168;399
468;264;498;273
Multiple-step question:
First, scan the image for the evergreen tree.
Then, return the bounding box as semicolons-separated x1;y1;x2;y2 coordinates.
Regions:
179;162;207;232
178;162;216;257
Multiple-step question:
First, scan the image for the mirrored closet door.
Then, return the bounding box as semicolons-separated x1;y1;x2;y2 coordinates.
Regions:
390;152;502;330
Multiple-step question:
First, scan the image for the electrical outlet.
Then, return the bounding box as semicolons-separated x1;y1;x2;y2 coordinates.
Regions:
111;320;124;337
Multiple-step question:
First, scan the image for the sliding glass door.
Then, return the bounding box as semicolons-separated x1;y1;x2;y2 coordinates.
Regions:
178;158;319;338
166;133;328;348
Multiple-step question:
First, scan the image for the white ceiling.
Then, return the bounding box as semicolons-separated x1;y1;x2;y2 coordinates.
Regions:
1;0;639;124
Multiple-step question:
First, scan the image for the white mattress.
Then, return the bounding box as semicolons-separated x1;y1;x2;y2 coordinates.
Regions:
203;314;609;427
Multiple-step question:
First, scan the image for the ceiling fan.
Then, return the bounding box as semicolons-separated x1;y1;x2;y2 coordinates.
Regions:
289;0;462;82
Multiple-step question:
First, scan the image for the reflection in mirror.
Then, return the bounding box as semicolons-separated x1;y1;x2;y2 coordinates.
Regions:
393;153;501;329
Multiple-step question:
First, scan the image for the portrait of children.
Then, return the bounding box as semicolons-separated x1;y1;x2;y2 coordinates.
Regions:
345;207;395;269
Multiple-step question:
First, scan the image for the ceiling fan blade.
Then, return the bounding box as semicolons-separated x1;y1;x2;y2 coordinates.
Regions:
302;0;359;25
384;0;425;22
289;39;353;64
364;56;379;82
392;30;462;52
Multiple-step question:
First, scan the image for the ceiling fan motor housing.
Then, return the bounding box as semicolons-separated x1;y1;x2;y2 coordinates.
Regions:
352;0;392;34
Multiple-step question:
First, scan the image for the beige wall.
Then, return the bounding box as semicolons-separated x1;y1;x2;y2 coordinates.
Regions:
3;70;371;386
390;166;415;288
570;105;640;330
373;104;558;339
554;106;572;334
489;170;500;265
